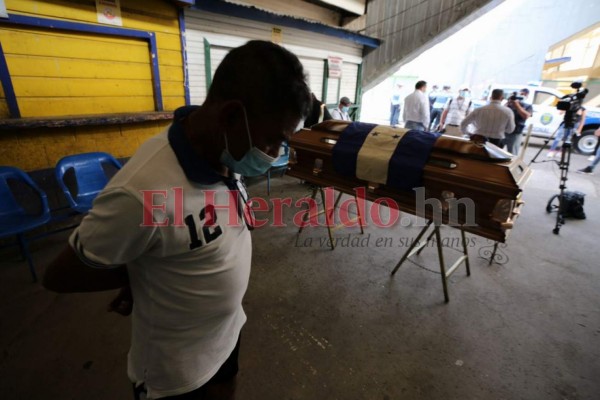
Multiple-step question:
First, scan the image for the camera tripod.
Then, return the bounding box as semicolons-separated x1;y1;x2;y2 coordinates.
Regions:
528;123;563;166
547;126;575;235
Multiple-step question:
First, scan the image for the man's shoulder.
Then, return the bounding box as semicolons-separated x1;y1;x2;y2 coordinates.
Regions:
106;130;175;191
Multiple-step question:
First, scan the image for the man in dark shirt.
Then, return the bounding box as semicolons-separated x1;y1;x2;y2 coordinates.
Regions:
504;88;533;155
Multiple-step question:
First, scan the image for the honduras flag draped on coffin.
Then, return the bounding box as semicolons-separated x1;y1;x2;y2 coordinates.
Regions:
332;122;440;191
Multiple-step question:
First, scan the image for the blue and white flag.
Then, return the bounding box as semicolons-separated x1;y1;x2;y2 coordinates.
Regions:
332;122;440;191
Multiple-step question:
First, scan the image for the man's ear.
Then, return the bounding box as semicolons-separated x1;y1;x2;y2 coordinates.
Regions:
217;100;245;132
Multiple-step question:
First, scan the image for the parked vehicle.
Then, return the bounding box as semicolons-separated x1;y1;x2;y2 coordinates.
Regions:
474;84;600;155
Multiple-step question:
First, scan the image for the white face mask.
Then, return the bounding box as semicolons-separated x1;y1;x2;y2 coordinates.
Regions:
219;106;277;176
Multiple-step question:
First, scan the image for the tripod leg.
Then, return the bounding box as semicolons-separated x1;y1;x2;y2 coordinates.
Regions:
528;124;562;166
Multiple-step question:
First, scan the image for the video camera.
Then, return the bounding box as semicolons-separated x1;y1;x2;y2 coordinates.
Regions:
557;82;588;128
508;92;523;101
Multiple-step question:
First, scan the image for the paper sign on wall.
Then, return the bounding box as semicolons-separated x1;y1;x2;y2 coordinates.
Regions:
271;27;282;44
0;0;7;18
328;56;343;78
96;0;122;26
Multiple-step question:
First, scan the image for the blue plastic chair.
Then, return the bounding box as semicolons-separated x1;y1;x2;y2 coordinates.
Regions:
0;166;51;282
266;142;290;195
55;152;122;214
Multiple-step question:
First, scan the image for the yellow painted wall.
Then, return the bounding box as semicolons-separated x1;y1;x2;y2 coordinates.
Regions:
0;120;171;171
0;0;184;171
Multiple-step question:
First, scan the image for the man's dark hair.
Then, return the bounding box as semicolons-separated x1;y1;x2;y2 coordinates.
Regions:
491;89;504;100
207;40;311;123
415;80;427;90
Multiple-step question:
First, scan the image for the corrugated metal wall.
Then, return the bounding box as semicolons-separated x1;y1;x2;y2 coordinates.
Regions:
185;9;363;105
362;0;499;90
0;0;184;118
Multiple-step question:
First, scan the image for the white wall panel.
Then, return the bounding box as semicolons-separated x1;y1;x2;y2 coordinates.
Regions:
341;62;359;103
184;9;362;104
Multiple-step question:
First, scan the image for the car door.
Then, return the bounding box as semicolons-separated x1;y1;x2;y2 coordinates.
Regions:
530;90;563;137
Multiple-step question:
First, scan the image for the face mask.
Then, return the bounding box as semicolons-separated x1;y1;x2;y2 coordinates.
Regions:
342;106;349;113
219;106;277;177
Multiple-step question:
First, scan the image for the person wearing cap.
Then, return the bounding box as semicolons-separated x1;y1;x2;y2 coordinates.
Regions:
504;88;533;155
331;96;352;121
438;87;472;137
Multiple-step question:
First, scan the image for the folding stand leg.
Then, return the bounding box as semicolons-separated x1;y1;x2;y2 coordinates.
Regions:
461;228;471;276
297;188;362;250
297;186;318;235
320;187;336;250
391;220;433;275
488;242;499;266
354;190;364;235
391;222;471;303
416;228;436;256
434;225;449;303
436;225;471;303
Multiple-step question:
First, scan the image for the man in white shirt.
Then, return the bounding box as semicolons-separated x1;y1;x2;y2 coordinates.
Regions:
43;40;312;400
331;96;352;121
439;87;473;136
402;80;430;131
460;89;515;147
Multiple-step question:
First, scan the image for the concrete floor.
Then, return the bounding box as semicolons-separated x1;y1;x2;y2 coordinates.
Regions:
1;145;599;400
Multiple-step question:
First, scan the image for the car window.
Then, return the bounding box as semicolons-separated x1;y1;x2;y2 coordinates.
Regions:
533;91;560;106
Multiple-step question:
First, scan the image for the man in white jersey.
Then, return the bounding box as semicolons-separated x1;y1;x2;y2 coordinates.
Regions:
43;41;311;400
438;87;472;137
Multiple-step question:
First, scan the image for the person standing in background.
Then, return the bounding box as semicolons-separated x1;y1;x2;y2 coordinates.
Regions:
430;85;452;130
403;80;430;131
390;83;403;126
438;87;472;137
460;88;515;146
504;88;533;155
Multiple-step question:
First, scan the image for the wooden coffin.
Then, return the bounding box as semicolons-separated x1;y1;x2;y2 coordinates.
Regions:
287;120;532;242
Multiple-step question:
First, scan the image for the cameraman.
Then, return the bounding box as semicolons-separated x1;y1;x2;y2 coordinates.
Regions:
546;106;587;158
504;88;533;155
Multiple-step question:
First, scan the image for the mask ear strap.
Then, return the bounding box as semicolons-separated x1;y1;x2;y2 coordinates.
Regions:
239;104;253;148
222;129;230;149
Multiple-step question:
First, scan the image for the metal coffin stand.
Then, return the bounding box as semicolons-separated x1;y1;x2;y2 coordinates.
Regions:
287;121;531;302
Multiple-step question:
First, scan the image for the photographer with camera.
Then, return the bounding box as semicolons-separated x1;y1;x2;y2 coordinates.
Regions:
504;88;533;155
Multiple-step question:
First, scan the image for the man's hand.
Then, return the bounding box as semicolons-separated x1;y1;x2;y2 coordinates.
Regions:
107;285;134;316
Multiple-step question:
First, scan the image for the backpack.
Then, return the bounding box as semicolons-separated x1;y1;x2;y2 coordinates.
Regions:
546;191;586;219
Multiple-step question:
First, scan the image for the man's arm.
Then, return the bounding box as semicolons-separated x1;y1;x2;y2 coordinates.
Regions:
43;245;128;293
513;101;531;120
421;95;430;128
460;109;476;134
439;107;449;128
